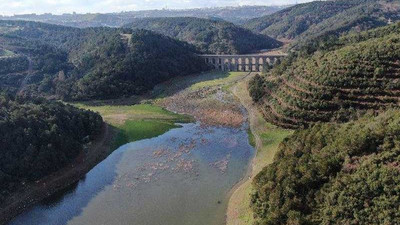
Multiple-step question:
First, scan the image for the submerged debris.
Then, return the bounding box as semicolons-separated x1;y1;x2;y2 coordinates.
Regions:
112;138;203;191
210;154;231;173
173;159;195;173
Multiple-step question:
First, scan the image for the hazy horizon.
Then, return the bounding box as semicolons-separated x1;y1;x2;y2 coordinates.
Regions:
0;0;315;16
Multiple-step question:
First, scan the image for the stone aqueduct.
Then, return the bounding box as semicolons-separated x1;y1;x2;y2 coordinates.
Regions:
199;54;287;72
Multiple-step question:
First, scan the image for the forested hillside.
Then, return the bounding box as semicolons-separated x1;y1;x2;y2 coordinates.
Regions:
250;23;400;128
0;20;207;100
0;94;103;202
251;110;400;224
244;0;399;45
125;17;282;54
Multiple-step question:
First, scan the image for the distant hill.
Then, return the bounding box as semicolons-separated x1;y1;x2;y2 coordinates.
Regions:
124;17;282;54
244;0;400;45
0;20;207;100
0;5;289;28
249;23;400;128
251;109;400;224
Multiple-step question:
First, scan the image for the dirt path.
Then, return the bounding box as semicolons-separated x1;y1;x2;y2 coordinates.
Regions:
0;124;116;225
226;74;261;225
18;56;33;94
232;76;263;151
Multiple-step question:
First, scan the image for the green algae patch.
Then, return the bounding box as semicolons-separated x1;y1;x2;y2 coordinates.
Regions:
74;103;193;148
113;120;181;149
247;128;256;148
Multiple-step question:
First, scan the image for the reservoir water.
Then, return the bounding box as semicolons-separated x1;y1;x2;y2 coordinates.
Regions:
10;122;254;225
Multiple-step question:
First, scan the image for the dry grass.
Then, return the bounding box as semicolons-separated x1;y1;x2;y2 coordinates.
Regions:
73;103;189;126
154;72;250;127
157;80;247;127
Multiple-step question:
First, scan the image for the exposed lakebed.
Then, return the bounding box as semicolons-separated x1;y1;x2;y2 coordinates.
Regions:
10;72;255;225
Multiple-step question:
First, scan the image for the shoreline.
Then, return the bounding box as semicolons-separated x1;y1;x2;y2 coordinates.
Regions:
0;71;264;225
224;141;255;223
223;79;257;225
0;123;116;225
225;74;258;225
226;74;292;225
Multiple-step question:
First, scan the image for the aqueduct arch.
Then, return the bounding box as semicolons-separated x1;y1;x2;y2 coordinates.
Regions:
199;54;286;72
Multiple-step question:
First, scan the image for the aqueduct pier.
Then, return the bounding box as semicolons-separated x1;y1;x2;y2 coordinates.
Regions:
199;54;287;72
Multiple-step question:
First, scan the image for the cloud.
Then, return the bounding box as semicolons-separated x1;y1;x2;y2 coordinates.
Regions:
0;0;315;16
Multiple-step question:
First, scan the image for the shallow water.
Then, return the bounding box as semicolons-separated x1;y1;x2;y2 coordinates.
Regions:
10;123;254;225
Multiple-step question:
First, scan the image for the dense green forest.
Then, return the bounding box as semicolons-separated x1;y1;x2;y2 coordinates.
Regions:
249;21;400;225
0;55;29;75
125;17;282;54
251;110;400;224
249;23;400;128
244;0;399;46
0;20;208;100
0;94;103;202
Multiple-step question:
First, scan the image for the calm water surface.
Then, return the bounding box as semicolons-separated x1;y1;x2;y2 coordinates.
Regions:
10;122;254;225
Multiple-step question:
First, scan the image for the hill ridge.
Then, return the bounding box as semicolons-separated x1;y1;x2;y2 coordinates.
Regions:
244;0;400;47
125;17;282;54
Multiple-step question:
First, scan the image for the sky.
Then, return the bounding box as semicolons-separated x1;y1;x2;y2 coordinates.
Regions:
0;0;315;16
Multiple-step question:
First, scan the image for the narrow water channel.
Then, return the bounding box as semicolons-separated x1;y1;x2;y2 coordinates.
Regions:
10;122;254;225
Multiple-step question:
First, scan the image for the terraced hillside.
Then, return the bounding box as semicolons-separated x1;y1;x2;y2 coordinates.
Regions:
125;17;282;54
250;23;400;129
244;0;399;46
251;109;400;224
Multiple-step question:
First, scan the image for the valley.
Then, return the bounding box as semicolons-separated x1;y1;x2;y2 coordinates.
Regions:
6;71;261;225
1;1;400;224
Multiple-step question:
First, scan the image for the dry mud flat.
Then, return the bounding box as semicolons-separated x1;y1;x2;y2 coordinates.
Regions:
159;87;245;127
156;73;250;128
